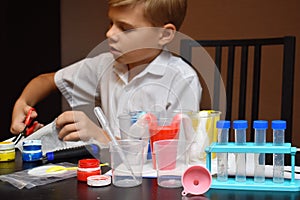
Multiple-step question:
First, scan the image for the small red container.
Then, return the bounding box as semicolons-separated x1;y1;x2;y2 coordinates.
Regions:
77;158;101;182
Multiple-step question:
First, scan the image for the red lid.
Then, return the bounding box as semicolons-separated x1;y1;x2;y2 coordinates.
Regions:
78;159;100;168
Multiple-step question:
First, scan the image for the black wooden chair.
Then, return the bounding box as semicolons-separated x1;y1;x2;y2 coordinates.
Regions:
180;36;296;142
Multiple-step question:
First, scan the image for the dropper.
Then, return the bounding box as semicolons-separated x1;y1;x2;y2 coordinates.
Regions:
93;107;138;183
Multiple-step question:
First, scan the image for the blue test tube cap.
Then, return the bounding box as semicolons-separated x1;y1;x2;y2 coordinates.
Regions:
272;120;286;130
216;120;230;129
233;120;248;129
253;120;268;129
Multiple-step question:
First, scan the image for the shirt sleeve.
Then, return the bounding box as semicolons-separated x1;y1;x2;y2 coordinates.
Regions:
54;57;104;108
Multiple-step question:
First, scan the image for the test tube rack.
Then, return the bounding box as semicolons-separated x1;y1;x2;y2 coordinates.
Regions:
205;142;300;191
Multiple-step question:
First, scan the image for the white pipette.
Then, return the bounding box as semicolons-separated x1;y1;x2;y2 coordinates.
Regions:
93;107;137;183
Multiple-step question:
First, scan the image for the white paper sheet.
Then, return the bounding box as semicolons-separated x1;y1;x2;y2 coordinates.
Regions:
12;120;100;154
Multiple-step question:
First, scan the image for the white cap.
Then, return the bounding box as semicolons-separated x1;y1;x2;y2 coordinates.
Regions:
87;175;111;187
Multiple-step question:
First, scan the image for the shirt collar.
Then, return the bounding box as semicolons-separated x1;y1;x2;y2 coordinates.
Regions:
113;49;172;82
112;61;127;84
145;49;171;76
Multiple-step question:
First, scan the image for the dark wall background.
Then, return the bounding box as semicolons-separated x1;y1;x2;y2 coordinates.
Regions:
1;1;61;141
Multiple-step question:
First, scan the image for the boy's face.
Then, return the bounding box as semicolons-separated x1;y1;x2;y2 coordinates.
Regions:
106;3;164;68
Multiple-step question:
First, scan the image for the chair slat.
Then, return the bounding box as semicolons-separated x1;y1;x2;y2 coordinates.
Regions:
180;36;296;143
239;45;249;120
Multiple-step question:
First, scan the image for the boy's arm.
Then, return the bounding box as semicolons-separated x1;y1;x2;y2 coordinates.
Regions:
10;72;58;134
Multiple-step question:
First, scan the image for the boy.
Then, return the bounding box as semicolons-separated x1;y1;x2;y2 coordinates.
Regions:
10;0;201;146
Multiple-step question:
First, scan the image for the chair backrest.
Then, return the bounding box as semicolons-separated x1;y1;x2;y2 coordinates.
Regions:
180;36;296;142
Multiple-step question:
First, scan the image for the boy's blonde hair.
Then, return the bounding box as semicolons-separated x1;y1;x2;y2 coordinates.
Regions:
108;0;187;30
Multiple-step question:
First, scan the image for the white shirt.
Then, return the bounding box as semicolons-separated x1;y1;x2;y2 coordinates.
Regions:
54;50;202;137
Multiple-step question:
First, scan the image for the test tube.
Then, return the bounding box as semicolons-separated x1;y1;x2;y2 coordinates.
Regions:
233;120;248;182
253;120;268;183
216;120;230;182
272;120;286;184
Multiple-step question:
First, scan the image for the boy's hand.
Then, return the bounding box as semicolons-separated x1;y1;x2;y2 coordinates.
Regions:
10;105;41;135
56;110;110;144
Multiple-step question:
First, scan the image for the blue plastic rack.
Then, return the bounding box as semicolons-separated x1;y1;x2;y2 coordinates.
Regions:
205;142;300;191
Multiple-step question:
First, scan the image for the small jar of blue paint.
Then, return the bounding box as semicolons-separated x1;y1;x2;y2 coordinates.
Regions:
22;140;42;162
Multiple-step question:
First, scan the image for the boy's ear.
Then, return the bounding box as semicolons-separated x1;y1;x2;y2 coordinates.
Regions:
158;23;176;46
